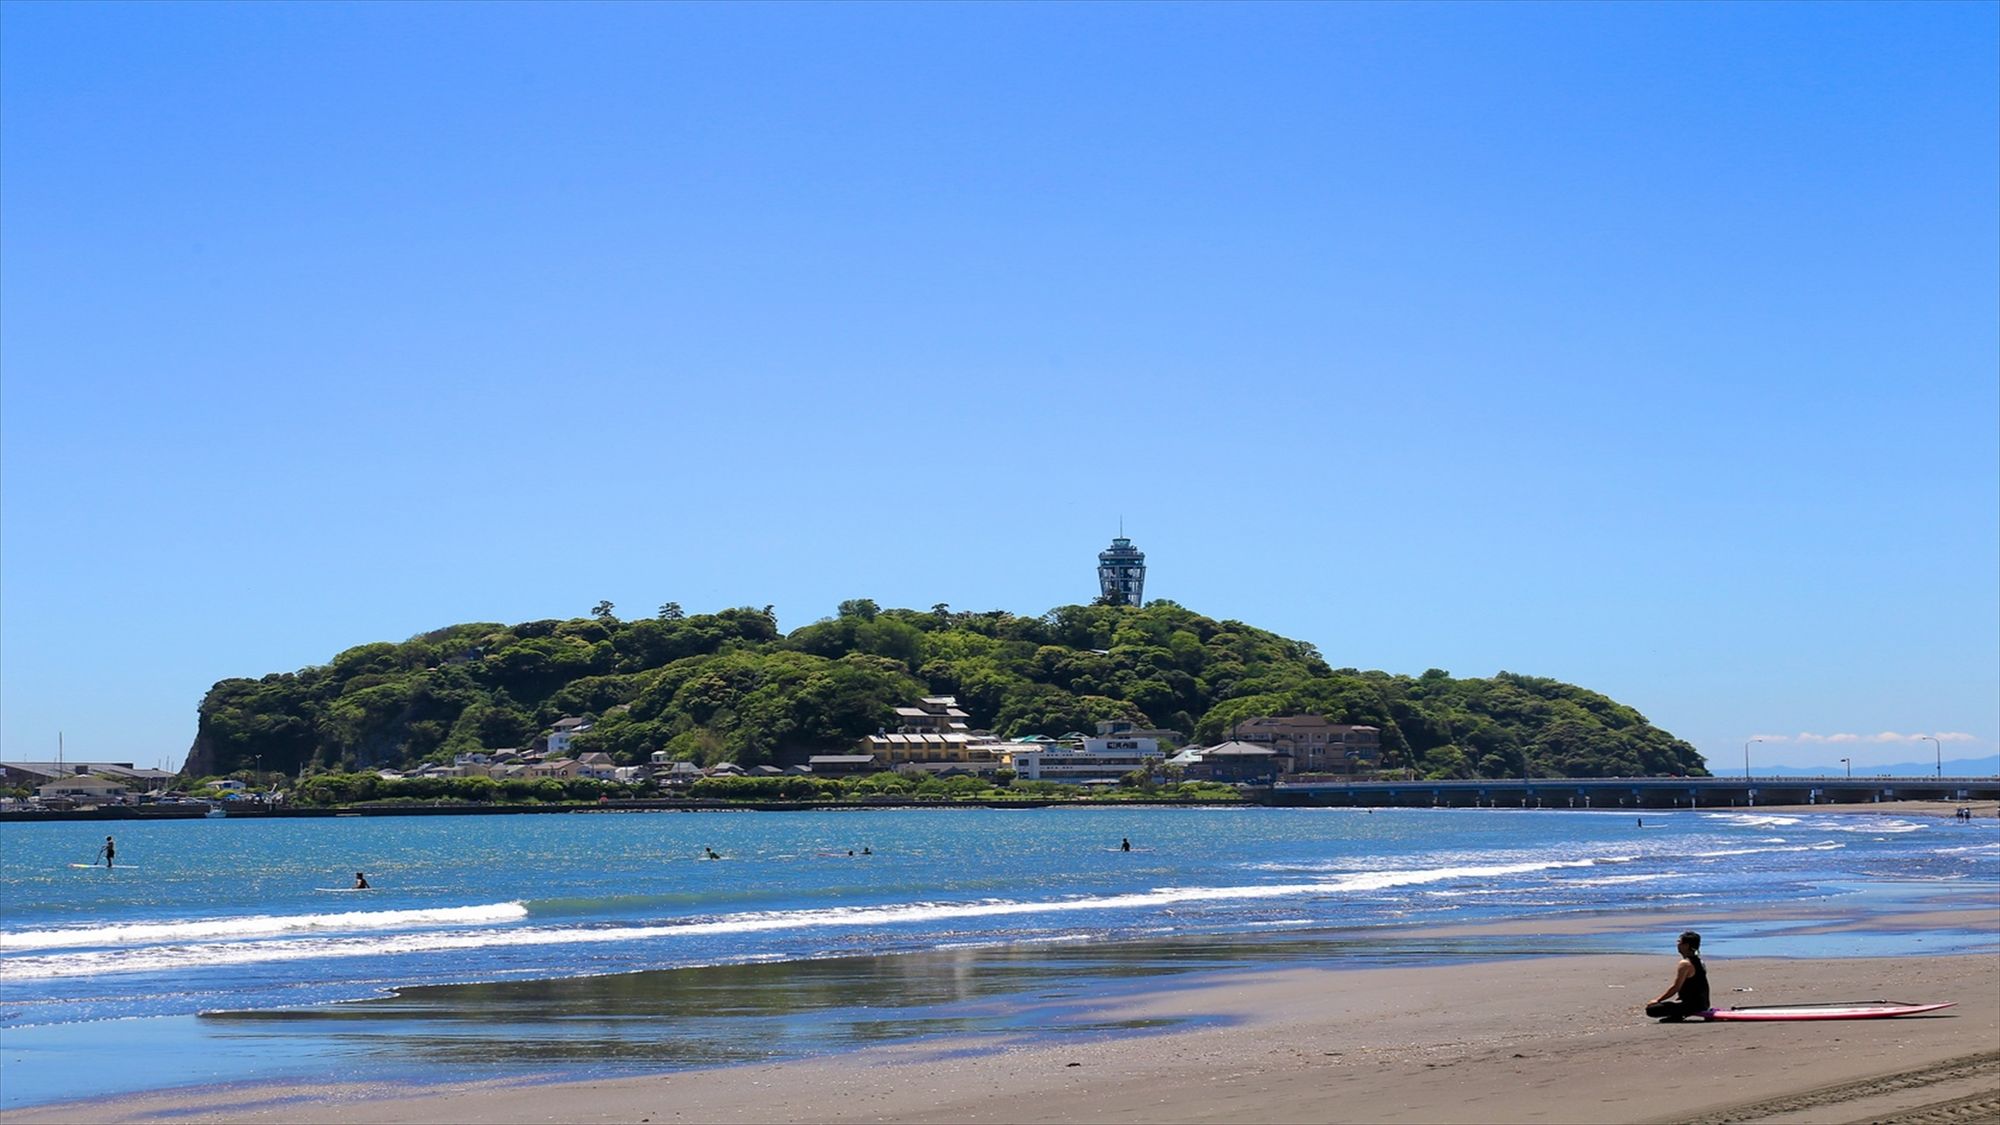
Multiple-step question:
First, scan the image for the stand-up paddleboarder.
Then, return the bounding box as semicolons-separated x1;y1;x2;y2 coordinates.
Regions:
1644;931;1710;1021
97;836;116;869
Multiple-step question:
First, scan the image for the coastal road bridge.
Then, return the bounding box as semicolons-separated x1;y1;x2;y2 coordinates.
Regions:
1256;775;2000;810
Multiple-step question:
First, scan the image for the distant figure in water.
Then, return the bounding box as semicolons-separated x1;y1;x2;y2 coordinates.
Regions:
1120;837;1131;852
1636;818;1643;827
353;872;370;889
1644;931;1710;1021
862;846;872;855
98;836;115;869
704;847;721;860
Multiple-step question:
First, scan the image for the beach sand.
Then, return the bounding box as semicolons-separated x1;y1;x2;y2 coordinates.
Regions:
8;950;1994;1125
1748;799;1999;820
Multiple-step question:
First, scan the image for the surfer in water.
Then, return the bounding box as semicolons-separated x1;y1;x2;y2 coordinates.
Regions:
1121;837;1132;852
704;847;722;860
1644;930;1710;1021
353;872;370;889
98;836;115;869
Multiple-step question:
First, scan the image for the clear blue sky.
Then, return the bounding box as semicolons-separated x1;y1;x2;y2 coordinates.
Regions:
3;2;1994;774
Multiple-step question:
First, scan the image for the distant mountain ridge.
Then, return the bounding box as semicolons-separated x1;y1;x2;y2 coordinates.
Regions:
182;600;1709;782
1708;756;2000;779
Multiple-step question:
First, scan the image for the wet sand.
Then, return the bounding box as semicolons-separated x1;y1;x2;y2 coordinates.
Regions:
7;951;1994;1125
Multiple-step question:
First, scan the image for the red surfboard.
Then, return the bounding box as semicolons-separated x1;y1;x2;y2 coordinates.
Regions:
1704;1002;1954;1021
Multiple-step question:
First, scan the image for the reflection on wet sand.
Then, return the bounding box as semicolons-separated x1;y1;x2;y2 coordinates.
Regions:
194;899;1997;1081
194;930;1639;1076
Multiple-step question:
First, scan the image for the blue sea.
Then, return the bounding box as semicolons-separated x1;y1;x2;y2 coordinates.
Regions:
2;806;1995;1110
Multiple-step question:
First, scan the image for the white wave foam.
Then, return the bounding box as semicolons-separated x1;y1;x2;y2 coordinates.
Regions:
1705;814;1803;827
0;858;1613;981
1319;857;1612;892
1685;842;1844;859
1250;845;1629;875
0;903;528;952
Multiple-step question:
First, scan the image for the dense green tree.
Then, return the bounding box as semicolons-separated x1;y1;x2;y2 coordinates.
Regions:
184;600;1708;783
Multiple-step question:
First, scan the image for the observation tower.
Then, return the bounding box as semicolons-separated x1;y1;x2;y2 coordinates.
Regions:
1096;534;1146;607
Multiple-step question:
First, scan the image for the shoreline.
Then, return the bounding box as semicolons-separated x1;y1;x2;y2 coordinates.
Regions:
1742;798;1998;819
0;795;1245;822
6;796;1993;825
7;950;1993;1124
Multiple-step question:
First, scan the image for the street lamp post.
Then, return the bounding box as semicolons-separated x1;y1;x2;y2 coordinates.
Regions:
1920;735;1941;780
1744;738;1762;781
1840;757;1850;779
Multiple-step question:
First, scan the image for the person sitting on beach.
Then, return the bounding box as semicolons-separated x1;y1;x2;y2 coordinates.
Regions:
1644;931;1711;1021
353;872;370;890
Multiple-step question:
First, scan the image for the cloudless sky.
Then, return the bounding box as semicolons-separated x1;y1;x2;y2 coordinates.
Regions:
3;2;1995;773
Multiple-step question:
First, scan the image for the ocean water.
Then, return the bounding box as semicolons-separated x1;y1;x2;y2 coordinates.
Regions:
2;806;1995;1108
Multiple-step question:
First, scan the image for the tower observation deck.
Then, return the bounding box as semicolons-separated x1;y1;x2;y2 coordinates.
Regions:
1097;535;1146;606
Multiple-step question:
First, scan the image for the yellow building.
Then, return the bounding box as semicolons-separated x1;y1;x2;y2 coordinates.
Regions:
858;695;1002;772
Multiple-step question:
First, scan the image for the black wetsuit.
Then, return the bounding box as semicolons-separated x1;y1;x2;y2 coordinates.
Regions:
1646;954;1709;1020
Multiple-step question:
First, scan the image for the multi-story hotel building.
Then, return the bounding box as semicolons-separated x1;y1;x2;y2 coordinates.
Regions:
1233;715;1380;775
858;695;1003;773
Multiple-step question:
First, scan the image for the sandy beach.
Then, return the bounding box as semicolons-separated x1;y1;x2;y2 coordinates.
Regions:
9;945;1994;1125
1749;800;1999;820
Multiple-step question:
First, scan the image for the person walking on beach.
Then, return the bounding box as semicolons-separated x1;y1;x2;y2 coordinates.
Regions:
353;872;370;889
1644;931;1711;1021
97;835;115;869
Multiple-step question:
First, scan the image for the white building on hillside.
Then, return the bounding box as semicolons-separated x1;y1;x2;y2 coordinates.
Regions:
1002;735;1162;782
546;717;593;755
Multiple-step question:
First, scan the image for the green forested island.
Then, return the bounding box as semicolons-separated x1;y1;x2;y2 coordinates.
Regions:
184;600;1707;783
